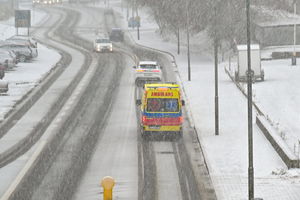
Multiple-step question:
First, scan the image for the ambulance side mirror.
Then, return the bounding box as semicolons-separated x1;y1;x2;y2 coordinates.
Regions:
133;66;136;69
181;100;185;106
136;99;142;106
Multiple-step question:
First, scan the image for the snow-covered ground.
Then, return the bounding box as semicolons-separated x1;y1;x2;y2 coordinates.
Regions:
1;1;300;199
106;0;300;199
0;6;61;120
241;58;300;155
225;49;300;160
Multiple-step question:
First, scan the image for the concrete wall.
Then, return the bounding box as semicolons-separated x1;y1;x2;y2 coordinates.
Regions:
256;115;300;169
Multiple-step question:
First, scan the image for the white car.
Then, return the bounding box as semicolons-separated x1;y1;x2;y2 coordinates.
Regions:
0;42;33;62
6;37;38;58
32;0;40;4
134;61;162;86
93;38;113;53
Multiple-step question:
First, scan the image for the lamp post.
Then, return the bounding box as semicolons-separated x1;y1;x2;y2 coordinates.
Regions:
131;0;134;22
186;0;191;81
245;0;254;199
292;0;297;65
126;0;129;21
136;0;140;40
137;21;140;40
214;3;219;136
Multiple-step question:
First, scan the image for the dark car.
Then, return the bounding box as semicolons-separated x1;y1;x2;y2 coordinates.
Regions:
0;63;5;79
109;28;124;42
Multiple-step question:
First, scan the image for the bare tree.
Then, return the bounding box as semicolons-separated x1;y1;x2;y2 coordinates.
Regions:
135;0;288;51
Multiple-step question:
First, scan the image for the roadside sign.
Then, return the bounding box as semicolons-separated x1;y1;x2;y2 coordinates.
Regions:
15;10;31;28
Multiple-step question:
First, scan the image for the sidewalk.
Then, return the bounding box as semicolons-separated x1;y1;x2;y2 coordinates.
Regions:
107;0;300;199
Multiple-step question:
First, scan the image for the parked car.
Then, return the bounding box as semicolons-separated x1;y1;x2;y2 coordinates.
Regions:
0;49;18;68
0;57;14;69
93;37;113;52
109;28;124;42
8;50;18;64
0;62;8;93
0;79;8;93
7;36;38;58
0;63;5;79
0;49;19;67
0;42;33;62
8;35;38;48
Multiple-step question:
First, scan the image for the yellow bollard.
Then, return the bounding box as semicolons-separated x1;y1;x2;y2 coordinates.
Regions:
101;176;115;200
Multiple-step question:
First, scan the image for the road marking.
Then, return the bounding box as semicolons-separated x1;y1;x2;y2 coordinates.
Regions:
0;141;46;200
154;142;182;200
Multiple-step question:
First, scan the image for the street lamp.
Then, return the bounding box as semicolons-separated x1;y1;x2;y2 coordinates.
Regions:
137;19;140;40
245;0;254;199
136;0;140;40
292;0;297;65
214;2;219;136
126;0;129;21
185;0;191;81
131;0;134;22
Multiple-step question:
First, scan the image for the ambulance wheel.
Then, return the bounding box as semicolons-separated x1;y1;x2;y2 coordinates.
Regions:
175;130;183;140
135;80;142;87
141;130;147;140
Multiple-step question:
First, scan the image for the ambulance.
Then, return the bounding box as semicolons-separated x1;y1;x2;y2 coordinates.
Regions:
136;83;185;138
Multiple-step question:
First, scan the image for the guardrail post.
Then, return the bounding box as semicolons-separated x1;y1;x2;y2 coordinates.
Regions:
101;176;115;200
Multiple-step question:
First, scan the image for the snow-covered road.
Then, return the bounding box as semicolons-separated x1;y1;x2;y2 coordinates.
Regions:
71;5;210;200
106;0;300;199
1;0;300;199
73;57;138;200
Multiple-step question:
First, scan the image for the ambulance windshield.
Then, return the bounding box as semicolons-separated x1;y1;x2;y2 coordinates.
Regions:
146;98;179;112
